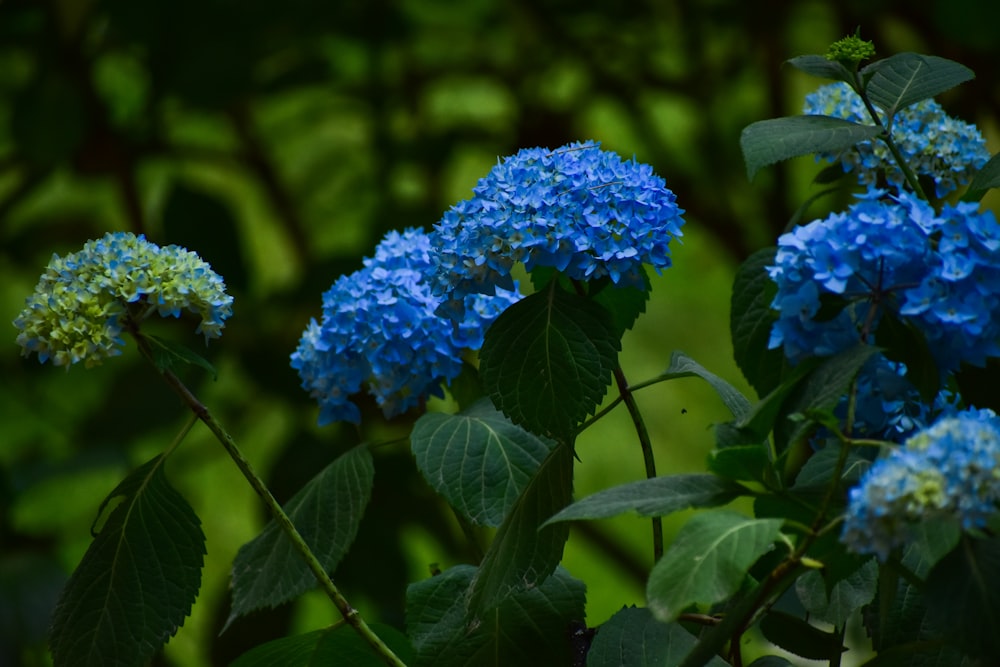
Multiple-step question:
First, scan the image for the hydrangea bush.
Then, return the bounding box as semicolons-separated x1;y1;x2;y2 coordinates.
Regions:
15;35;1000;667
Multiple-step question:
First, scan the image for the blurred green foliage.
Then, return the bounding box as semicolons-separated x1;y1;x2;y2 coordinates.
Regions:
1;0;997;665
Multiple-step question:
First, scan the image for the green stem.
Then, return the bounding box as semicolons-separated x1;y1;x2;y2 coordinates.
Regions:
133;335;406;667
612;366;664;561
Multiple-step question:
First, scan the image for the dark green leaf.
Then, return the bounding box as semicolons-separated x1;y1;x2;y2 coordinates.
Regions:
227;445;374;627
407;564;585;667
795;558;878;627
146;334;218;379
963;151;1000;202
543;473;745;525
660;351;752;420
760;610;845;660
230;623;414;667
479;283;620;441
785;55;854;83
924;535;1000;659
740;116;881;181
50;456;205;667
862;53;974;116
747;658;797;667
591;267;651;336
707;445;771;485
467;441;574;615
585;606;728;667
729;247;787;396
647;510;784;623
875;311;939;401
901;518;961;578
410;398;556;527
791;445;869;493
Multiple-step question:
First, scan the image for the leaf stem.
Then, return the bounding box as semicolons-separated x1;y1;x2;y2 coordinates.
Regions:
131;333;407;667
612;366;664;561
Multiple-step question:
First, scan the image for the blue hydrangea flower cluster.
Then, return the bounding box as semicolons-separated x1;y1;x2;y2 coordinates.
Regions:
841;409;1000;560
14;232;233;368
768;190;1000;373
804;82;989;196
291;228;520;425
431;142;685;302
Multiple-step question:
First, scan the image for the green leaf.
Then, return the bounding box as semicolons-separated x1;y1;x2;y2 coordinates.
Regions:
543;474;745;526
479;282;620;441
146;334;219;379
875;311;939;401
791;445;869;493
901;518;961;577
729;247;787;396
49;456;205;667
467;441;574;616
785;54;855;84
795;558;878;627
591;267;652;336
924;535;1000;659
778;344;880;452
740;116;881;181
963;151;1000;202
759;610;845;660
660;351;752;420
747;658;797;667
227;445;374;627
585;606;728;667
647;510;784;623
862;53;974;116
406;564;586;667
410;398;556;527
708;445;771;485
230;623;414;667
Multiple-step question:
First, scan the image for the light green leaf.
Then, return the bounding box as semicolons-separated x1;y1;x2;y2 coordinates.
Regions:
647;510;784;623
49;456;205;667
586;606;728;667
543;474;745;526
227;445;374;626
660;351;752;420
467;441;574;616
479;282;620;442
411;398;556;527
862;53;974;116
740;116;881;181
406;564;585;667
230;623;414;667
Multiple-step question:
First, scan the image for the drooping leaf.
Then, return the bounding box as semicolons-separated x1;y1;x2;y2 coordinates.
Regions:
467;441;574;616
862;53;974;117
410;398;556;527
585;606;728;667
659;351;752;420
795;558;878;627
647;510;784;623
227;445;374;627
924;535;1000;660
729;247;787;396
759;610;846;661
785;55;854;84
146;334;218;379
49;456;205;667
406;564;585;667
479;283;620;441
962;151;1000;202
543;474;745;526
740;116;881;181
230;623;414;667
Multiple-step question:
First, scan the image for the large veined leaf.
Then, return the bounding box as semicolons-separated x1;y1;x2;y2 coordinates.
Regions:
227;445;374;626
410;398;556;527
543;474;746;526
467;441;574;616
647;510;784;623
406;564;585;667
729;247;786;397
230;623;414;667
586;606;728;667
479;282;620;442
49;455;205;667
740;116;881;181
862;53;974;116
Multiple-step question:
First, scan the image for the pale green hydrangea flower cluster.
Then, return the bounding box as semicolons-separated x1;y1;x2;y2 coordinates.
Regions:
14;232;233;368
